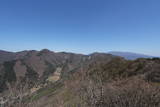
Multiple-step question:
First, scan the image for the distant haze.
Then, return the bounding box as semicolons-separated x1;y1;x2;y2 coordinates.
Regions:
108;51;155;60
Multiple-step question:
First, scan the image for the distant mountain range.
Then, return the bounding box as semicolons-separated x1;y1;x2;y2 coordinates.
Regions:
0;49;117;92
108;51;156;60
0;50;157;62
1;49;160;106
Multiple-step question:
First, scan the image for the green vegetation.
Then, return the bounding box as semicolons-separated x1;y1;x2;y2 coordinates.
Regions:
41;61;56;83
29;81;63;102
25;65;39;88
0;60;16;92
3;60;16;82
1;54;160;107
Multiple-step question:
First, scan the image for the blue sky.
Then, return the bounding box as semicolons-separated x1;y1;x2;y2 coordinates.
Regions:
0;0;160;56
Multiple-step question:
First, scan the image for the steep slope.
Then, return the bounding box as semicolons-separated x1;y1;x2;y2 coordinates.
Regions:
23;57;160;107
0;50;117;93
0;50;15;63
1;50;160;107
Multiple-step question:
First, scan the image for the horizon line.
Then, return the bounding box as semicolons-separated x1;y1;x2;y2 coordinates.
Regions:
0;48;159;57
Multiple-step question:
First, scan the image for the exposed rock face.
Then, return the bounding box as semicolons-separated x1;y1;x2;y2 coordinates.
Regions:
47;67;62;83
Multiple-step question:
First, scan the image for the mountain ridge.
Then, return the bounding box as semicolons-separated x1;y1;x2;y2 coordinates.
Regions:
0;49;157;60
0;49;119;92
1;49;160;106
108;51;155;60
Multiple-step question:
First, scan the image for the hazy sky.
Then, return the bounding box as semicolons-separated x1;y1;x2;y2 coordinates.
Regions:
0;0;160;56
